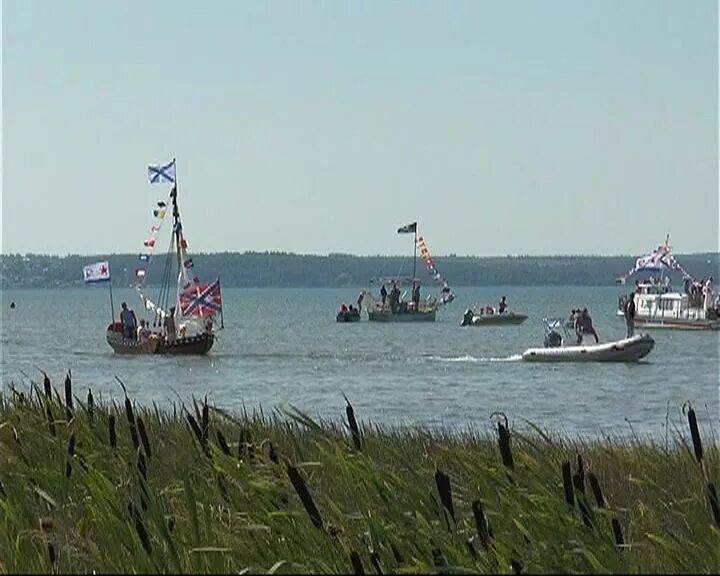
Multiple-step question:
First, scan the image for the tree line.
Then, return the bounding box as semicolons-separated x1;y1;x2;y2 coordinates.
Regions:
1;251;718;289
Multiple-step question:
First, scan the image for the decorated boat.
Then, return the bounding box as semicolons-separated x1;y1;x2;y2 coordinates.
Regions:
521;318;655;363
358;222;454;323
615;236;719;331
105;159;224;355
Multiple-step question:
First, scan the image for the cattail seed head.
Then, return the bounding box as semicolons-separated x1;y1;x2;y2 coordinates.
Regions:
434;467;455;523
588;473;605;508
109;414;117;449
687;406;703;464
136;416;152;460
216;430;231;456
708;483;720;528
43;372;51;399
472;499;492;550
350;550;365;575
287;464;323;529
87;389;94;423
64;370;73;420
562;461;574;507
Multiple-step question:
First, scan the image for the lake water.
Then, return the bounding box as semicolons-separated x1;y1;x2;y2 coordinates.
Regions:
1;286;718;439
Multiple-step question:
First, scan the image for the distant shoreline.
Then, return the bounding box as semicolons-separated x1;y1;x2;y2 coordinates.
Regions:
2;252;718;289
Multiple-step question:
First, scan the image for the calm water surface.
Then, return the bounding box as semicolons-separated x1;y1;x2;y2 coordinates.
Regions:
1;286;718;438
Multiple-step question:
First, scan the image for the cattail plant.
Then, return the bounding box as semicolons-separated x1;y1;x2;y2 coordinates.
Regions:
708;483;720;528
136;415;152;460
344;395;362;451
64;370;73;420
683;402;704;467
286;463;323;529
611;519;624;547
588;473;606;508
573;454;585;493
216;430;231;456
116;377;140;451
201;398;209;445
492;413;514;469
130;502;152;554
350;550;365;575
109;414;117;449
87;389;94;423
472;499;493;551
434;467;455;524
561;461;574;507
42;371;51;399
186;412;206;453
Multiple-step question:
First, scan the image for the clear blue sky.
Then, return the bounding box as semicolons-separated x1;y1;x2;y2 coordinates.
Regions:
2;0;718;257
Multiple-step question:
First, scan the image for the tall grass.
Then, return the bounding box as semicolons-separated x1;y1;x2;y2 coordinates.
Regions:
0;375;718;573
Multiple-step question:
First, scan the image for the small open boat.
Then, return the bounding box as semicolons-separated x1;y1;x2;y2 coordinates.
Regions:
521;318;655;363
336;309;361;323
461;308;527;326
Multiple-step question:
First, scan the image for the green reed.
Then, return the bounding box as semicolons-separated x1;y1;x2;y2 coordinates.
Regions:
0;375;718;574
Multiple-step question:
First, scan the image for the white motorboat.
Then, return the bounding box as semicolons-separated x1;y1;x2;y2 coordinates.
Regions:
521;318;655;363
615;237;719;331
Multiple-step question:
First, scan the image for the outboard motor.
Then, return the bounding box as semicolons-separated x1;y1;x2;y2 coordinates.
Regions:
544;329;563;348
461;309;474;327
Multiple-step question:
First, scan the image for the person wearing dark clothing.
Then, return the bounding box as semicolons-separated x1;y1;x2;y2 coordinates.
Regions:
412;283;421;312
575;307;599;344
498;296;508;314
380;284;388;308
390;283;400;313
120;302;138;340
624;292;636;337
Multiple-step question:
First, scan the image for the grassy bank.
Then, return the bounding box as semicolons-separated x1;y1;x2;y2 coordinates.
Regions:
1;374;718;574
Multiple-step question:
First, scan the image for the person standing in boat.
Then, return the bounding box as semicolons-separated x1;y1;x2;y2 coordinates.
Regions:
624;292;636;337
164;307;177;344
412;282;421;312
120;302;138;340
498;296;508;314
137;319;151;344
703;277;714;312
380;284;388;309
575;307;599;344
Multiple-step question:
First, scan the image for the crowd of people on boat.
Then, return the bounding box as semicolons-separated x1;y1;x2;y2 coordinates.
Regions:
116;301;215;344
378;282;424;313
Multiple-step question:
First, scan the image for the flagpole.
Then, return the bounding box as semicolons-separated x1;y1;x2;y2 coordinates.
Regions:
413;226;417;280
219;279;225;329
108;277;115;324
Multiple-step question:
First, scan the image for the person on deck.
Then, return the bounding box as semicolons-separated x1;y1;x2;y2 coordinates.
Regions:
412;283;421;312
120;302;138;340
624;292;636;338
137;319;151;344
380;284;388;308
164;307;177;343
575;307;599;344
498;296;508;314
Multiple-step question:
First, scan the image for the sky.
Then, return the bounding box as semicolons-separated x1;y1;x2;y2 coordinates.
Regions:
1;0;718;258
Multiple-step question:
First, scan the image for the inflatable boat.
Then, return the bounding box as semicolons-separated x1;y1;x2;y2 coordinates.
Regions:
521;318;655;363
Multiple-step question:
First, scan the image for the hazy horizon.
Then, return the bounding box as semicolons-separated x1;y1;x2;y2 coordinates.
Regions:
2;1;718;257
